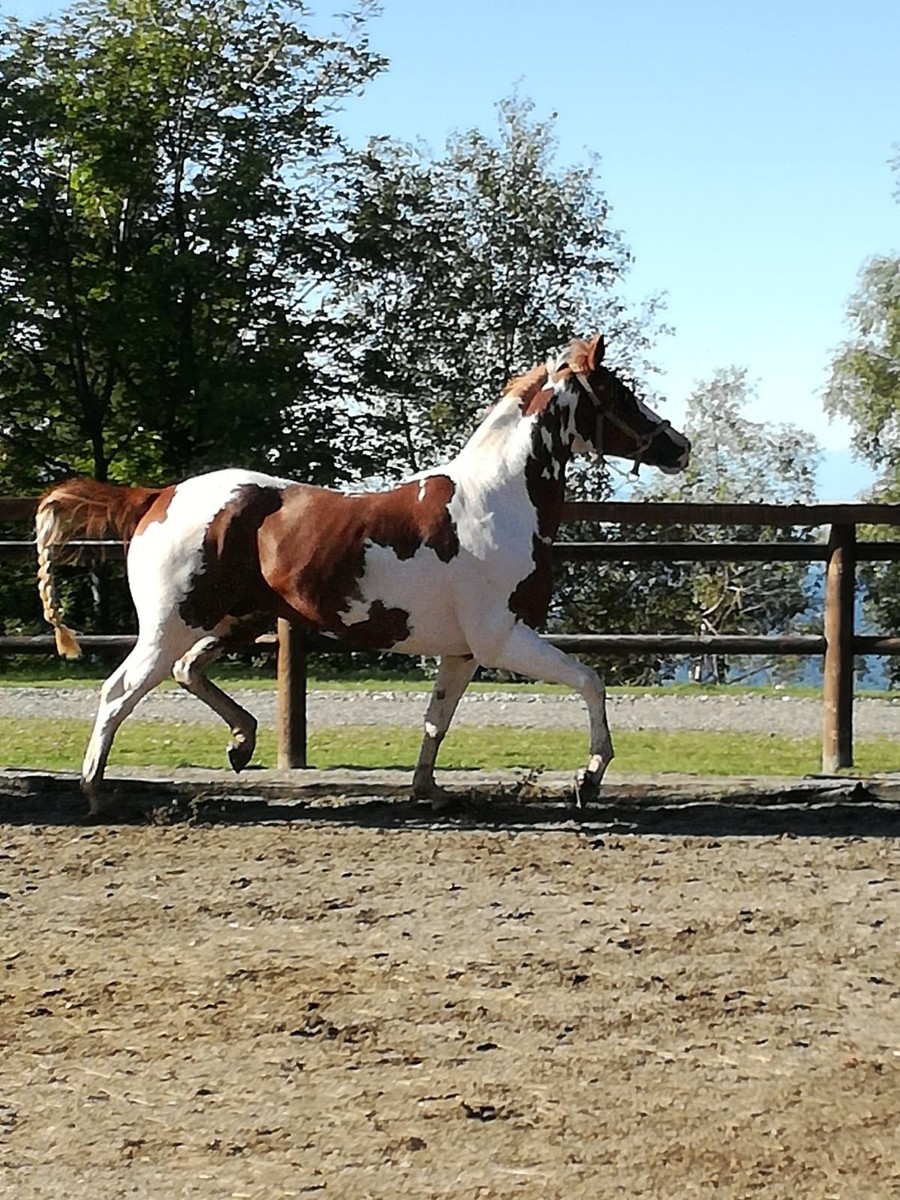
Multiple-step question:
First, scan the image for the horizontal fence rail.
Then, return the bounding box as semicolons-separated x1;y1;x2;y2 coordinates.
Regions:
560;500;900;525
3;496;900;775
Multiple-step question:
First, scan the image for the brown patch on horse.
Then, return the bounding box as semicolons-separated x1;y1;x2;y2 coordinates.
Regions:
258;474;460;647
504;364;552;415
508;421;567;629
133;486;177;537
337;599;413;649
555;335;643;457
508;535;554;629
177;484;285;634
508;402;569;629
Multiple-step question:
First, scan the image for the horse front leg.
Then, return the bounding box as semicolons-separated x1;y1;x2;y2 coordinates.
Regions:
480;623;613;807
412;653;477;806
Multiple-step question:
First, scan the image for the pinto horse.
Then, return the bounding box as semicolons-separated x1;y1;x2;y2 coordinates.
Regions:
36;334;689;813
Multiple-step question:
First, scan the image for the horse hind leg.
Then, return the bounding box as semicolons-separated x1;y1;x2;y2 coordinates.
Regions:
82;642;173;814
172;636;258;773
412;654;477;806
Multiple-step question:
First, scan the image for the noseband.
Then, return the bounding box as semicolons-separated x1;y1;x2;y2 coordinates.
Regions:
574;371;673;476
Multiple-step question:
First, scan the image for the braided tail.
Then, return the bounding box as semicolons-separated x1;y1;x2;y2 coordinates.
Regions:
34;478;164;660
35;497;82;659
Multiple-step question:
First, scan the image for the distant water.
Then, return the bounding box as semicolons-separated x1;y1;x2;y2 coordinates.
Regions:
611;445;892;689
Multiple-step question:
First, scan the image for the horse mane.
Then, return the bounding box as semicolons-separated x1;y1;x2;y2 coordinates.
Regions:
560;338;595;376
501;363;552;415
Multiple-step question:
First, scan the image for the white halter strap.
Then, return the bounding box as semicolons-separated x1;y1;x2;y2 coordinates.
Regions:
574;371;672;476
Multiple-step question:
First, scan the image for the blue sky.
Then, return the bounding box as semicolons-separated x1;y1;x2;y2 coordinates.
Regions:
321;1;898;459
322;0;898;498
6;0;899;494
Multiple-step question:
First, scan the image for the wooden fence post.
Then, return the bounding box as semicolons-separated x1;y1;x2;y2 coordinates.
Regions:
822;523;856;772
277;618;308;769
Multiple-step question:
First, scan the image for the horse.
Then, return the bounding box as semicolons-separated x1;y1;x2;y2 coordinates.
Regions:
35;334;689;814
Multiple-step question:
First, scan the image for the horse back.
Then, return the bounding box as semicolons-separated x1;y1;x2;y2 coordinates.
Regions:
257;474;462;645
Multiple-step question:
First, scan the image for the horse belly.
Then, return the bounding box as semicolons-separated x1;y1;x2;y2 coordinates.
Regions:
343;544;471;656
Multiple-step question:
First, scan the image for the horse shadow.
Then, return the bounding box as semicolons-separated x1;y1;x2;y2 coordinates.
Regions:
2;771;900;839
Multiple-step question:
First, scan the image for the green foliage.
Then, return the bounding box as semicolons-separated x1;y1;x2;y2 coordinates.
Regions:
551;544;697;686
823;164;900;680
0;0;385;488
672;368;821;505
648;369;821;684
557;369;823;685
334;95;661;476
824;255;900;475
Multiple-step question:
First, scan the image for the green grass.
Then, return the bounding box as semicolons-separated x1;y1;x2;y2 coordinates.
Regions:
2;716;899;777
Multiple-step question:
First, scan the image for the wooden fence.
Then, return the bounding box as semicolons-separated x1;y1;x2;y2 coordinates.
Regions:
3;496;900;774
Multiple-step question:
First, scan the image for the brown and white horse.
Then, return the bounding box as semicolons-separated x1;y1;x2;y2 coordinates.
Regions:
36;334;689;813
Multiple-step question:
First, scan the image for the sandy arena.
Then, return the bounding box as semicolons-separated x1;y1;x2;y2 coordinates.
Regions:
2;770;899;1199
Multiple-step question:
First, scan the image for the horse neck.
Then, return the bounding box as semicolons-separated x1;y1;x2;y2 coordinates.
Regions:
453;384;576;538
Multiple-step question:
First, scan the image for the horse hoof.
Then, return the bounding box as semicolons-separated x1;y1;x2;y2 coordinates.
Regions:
227;738;254;773
573;768;602;809
429;790;456;814
412;781;456;813
80;778;106;818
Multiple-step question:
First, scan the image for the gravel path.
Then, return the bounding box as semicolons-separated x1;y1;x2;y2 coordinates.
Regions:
2;685;900;738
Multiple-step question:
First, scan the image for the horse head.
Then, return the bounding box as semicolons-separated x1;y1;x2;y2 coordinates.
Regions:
555;335;690;475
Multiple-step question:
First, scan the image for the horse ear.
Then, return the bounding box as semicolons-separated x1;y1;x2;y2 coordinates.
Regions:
585;334;605;371
558;334;605;376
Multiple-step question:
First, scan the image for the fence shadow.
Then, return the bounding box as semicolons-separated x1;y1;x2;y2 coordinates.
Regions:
2;773;899;839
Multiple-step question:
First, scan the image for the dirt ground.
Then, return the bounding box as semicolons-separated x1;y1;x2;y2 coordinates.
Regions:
2;784;900;1199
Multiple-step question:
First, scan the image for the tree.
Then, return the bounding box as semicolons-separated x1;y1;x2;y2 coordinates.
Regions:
551;370;823;685
0;0;385;490
823;149;900;676
824;254;900;481
325;96;674;680
667;368;820;506
824;249;900;677
334;96;663;479
634;368;822;683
